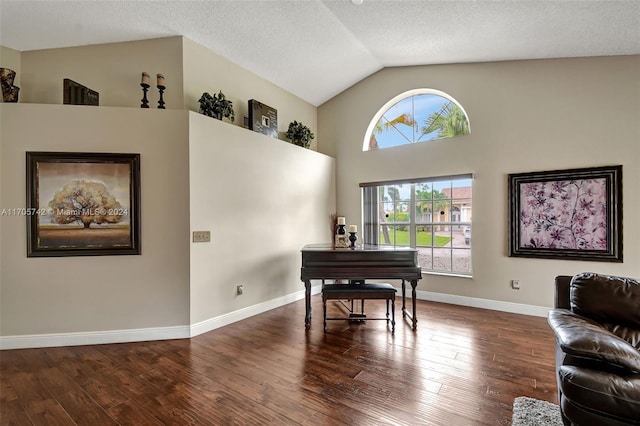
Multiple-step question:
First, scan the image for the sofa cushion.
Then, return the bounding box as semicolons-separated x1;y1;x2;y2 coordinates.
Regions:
548;309;640;373
559;365;640;423
570;272;640;328
604;323;640;351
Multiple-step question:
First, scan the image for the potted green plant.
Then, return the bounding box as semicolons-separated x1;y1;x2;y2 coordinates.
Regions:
198;91;235;122
286;120;314;148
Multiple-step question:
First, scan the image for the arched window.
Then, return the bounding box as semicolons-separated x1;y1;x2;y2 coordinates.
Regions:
363;89;470;151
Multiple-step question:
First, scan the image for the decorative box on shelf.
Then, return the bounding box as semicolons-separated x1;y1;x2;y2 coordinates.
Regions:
63;78;99;106
248;99;278;138
335;233;349;248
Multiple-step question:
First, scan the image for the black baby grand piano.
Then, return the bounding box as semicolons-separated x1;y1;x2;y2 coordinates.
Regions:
300;243;422;329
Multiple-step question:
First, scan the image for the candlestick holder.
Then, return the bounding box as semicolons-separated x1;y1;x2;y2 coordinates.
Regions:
335;224;349;248
349;232;358;248
157;85;166;109
140;83;150;108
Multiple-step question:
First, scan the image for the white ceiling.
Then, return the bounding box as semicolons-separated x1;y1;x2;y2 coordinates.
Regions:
1;0;639;106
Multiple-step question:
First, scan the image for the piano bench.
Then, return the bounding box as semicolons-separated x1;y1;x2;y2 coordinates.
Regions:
322;282;396;333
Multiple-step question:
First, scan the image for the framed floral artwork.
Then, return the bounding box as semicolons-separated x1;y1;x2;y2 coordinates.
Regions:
508;165;622;262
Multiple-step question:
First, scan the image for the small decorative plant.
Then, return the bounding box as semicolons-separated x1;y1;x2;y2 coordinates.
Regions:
198;91;235;122
286;120;314;148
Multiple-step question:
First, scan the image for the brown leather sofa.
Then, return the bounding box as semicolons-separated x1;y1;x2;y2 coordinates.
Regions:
548;273;640;425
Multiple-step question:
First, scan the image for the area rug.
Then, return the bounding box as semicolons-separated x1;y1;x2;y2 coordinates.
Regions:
512;396;563;426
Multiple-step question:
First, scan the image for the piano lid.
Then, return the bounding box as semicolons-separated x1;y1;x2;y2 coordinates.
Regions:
301;243;418;266
301;243;417;252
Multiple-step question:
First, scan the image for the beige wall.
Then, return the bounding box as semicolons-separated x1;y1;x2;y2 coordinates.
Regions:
0;104;191;336
0;106;333;344
318;55;640;308
19;37;184;108
9;37;635;344
10;36;317;145
182;38;318;151
0;36;331;347
188;112;335;325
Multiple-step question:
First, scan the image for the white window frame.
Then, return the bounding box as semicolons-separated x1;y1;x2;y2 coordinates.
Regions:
363;88;471;151
361;174;473;276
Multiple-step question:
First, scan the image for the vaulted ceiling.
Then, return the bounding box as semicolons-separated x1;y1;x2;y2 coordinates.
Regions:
1;0;639;106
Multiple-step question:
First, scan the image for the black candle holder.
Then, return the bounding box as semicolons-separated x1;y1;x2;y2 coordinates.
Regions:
157;85;166;109
140;83;150;108
349;232;358;248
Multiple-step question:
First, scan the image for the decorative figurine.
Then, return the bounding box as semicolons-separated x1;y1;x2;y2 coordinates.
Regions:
1;68;20;103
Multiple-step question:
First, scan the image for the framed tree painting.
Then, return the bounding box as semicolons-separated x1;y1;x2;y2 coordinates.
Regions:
508;165;622;262
26;152;141;257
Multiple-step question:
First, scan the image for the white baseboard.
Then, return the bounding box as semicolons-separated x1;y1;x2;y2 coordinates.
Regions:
0;285;323;350
0;284;548;350
414;289;551;318
0;325;191;350
190;284;322;337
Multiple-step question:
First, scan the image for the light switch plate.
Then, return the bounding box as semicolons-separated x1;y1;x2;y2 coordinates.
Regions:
192;231;211;243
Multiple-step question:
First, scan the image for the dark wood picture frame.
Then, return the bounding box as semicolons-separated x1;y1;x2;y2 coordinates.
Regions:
63;78;99;106
248;99;278;138
508;165;622;262
26;152;141;257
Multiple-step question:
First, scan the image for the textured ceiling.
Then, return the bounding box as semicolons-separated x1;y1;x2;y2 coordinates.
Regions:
1;0;639;106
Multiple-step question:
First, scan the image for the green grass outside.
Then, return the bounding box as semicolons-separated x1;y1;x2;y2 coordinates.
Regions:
379;230;451;247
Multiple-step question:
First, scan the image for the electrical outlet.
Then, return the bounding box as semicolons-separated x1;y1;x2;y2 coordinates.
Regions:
192;231;211;243
236;284;244;295
512;279;521;289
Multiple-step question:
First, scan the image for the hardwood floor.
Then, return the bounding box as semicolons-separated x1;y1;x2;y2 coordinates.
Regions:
0;296;558;425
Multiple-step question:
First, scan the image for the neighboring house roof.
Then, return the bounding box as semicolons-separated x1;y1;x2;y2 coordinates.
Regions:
442;186;472;200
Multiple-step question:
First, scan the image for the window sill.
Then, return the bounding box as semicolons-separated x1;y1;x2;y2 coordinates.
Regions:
422;271;473;279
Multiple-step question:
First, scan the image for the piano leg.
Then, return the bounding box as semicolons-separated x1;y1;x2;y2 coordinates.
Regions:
304;280;312;328
401;280;407;318
401;279;418;330
411;279;418;329
391;297;396;333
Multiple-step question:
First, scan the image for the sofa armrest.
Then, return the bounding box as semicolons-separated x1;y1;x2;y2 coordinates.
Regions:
554;275;572;309
548;309;640;373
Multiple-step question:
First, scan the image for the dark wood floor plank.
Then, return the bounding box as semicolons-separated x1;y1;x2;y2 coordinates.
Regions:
4;371;75;426
151;343;316;425
0;398;33;426
106;398;164;426
42;346;137;411
0;296;558;425
35;366;118;425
